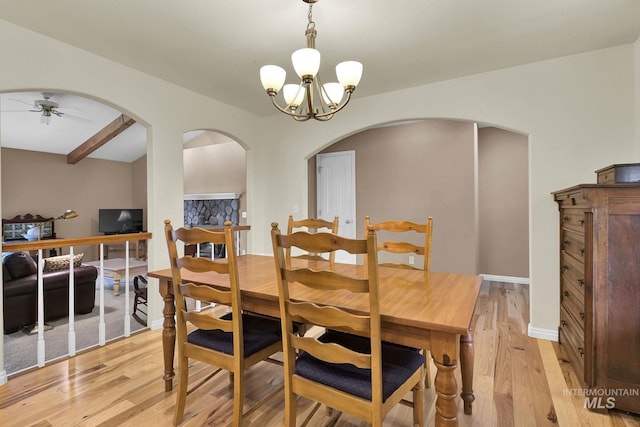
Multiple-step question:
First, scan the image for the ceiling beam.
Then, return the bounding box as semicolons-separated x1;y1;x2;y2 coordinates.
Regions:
67;114;136;164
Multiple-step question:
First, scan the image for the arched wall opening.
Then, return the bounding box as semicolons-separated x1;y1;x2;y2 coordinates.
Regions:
306;118;529;279
181;130;248;253
0;90;149;262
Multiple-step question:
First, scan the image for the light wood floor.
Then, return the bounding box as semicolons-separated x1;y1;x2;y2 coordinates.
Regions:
0;281;638;426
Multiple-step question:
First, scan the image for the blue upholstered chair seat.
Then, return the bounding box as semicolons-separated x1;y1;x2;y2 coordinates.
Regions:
295;330;424;401
187;312;281;357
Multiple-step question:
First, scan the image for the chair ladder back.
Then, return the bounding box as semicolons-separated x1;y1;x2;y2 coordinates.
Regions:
176;255;230;275
179;282;233;306
364;216;433;272
291;334;372;369
286;215;339;264
283;267;370;293
164;220;242;336
184;309;233;332
287;300;371;333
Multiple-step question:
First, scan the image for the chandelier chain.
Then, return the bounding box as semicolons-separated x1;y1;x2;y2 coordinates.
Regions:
307;2;315;31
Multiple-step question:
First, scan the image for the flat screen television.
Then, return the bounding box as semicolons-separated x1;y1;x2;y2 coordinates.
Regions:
98;208;144;234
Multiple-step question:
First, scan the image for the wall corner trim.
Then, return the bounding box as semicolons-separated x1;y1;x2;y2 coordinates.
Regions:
528;323;558;341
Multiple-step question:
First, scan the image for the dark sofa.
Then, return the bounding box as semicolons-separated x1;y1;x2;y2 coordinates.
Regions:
2;252;98;334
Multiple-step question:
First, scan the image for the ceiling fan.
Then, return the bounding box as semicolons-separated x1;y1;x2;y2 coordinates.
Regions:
2;92;91;125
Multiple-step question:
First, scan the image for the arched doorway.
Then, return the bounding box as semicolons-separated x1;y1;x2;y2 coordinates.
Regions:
1;90;149;376
182;130;248;254
308;118;529;279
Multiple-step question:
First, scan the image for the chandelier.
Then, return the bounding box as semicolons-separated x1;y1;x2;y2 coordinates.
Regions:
259;0;363;122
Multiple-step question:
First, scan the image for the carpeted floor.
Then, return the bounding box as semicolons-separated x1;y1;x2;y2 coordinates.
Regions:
3;278;147;375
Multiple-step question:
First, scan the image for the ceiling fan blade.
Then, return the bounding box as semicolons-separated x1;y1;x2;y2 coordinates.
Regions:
8;98;35;107
60;112;92;123
1;109;32;113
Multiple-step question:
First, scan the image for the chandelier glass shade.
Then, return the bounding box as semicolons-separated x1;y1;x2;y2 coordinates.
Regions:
259;0;363;121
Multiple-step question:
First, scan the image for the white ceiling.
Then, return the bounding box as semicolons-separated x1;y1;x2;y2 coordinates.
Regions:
1;92;147;163
1;0;639;163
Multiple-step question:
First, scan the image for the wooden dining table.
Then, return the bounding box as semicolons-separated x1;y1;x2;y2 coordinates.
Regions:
149;254;482;426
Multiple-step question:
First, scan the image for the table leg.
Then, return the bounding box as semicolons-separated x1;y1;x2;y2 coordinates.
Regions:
113;276;121;296
159;278;176;392
460;330;475;415
431;331;459;427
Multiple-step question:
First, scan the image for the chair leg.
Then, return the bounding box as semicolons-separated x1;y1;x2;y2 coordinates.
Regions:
283;388;297;426
233;370;243;426
423;349;431;388
413;377;425;427
174;354;189;426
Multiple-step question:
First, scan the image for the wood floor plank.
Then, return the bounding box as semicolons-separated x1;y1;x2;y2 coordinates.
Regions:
2;281;639;426
493;322;515;427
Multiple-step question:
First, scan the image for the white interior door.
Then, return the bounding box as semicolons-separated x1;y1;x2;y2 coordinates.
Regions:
316;151;356;264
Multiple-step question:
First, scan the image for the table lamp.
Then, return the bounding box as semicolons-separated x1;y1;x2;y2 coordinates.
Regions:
33;209;79;240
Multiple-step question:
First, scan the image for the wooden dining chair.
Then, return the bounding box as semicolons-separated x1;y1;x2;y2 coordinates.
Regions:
286;215;339;265
364;216;433;271
364;216;434;388
164;220;283;426
271;223;424;427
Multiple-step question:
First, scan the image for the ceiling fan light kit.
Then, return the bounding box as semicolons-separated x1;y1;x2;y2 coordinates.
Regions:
259;0;363;122
32;94;64;125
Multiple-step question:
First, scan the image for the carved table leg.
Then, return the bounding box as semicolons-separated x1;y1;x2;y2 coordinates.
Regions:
113;275;121;297
160;279;176;392
460;330;475;415
431;331;459;427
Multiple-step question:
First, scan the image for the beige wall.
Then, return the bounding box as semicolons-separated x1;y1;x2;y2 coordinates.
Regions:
316;120;479;274
1;148;145;260
312;120;529;277
478;127;528;277
183;139;246;196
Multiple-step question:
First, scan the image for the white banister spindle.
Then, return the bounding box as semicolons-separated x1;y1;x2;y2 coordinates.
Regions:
98;244;106;345
124;241;131;336
36;249;45;367
68;247;77;356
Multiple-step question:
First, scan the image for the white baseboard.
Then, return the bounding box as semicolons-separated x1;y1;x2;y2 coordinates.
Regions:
480;274;530;285
528;323;558;341
150;318;164;331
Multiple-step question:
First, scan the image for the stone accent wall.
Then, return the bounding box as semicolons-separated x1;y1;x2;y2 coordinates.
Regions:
184;199;239;227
